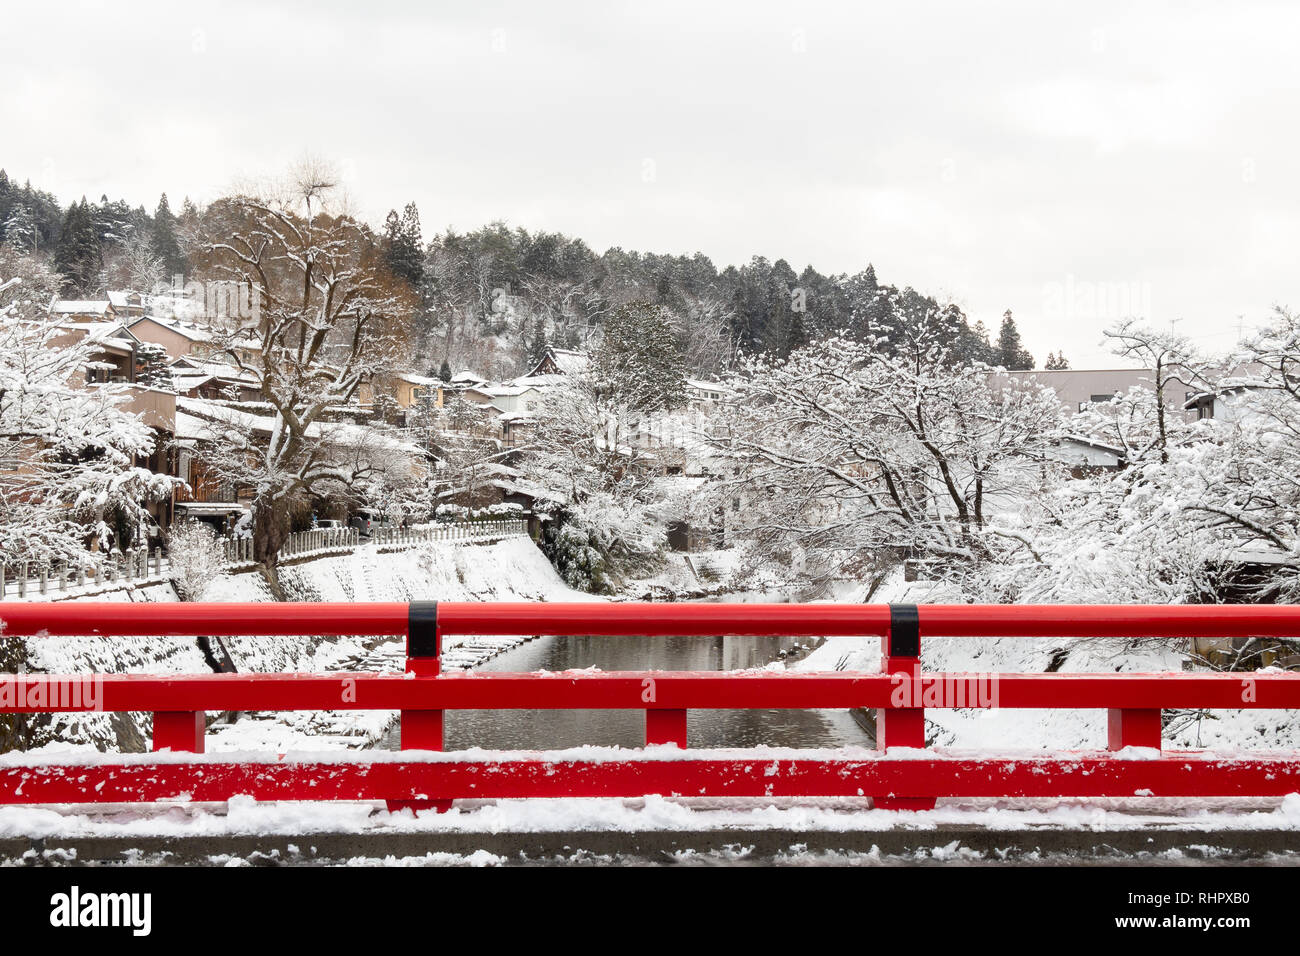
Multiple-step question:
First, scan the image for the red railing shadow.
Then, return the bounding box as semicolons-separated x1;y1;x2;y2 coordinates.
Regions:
1;601;1299;812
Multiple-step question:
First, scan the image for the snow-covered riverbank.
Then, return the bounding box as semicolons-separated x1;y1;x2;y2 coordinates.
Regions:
3;537;596;752
793;569;1300;752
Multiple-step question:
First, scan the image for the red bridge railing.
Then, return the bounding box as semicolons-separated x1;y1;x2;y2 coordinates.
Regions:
1;601;1299;811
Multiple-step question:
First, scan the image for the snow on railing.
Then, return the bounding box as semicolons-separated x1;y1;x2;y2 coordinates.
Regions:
0;518;529;601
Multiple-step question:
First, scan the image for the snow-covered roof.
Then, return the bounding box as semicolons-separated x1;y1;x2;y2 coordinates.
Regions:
397;372;442;387
129;315;217;342
510;373;565;388
50;299;114;316
524;347;589;378
486;475;555;502
686;378;729;393
451;369;487;384
78;321;135;340
172;374;217;392
1182;384;1256;409
168;357;259;386
550;348;588;374
177;397;422;456
1057;434;1124;456
475;384;542;398
106;290;144;308
68;322;140;354
1227;543;1297;567
146;294;207;321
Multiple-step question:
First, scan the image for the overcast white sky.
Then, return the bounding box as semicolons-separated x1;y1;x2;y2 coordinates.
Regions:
3;1;1298;365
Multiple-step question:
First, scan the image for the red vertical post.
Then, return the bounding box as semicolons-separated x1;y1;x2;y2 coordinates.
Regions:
1107;708;1162;751
874;604;934;810
645;709;688;748
153;711;205;753
388;601;451;813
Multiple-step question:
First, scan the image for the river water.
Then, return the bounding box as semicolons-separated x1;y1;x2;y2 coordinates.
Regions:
378;594;868;751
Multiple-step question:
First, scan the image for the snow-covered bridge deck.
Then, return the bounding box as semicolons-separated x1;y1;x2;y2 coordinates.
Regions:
6;796;1300;866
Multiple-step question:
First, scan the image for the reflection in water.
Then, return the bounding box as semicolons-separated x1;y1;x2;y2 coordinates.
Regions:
380;631;868;751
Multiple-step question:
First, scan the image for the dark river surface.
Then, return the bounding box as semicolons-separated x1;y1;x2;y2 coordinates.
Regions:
378;597;868;751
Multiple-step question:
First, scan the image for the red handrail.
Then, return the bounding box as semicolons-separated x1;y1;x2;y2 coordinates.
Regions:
0;601;411;637
1;600;1298;811
4;600;1299;638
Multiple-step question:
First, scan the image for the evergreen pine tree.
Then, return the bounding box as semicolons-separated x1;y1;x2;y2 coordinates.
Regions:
150;193;187;278
53;199;101;293
0;170;11;243
382;201;424;286
3;204;38;253
996;310;1035;370
592;300;687;413
1044;350;1071;370
524;317;550;371
93;195;135;247
438;360;452;382
135;343;175;390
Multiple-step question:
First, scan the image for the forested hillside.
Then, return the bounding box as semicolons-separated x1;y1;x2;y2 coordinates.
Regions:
0;169;1040;379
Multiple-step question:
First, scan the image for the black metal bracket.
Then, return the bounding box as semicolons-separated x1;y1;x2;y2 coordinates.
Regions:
888;604;920;658
408;601;439;659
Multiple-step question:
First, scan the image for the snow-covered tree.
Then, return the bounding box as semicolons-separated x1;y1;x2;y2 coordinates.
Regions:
671;297;734;378
0;256;177;564
189;161;416;570
1148;306;1300;599
103;232;165;293
974;322;1243;605
2;204;39;254
135;342;174;391
150;193;187;278
996;309;1034;370
515;372;668;591
398;394;506;515
381;201;424;288
709;318;1064;592
591;300;687;414
1044;350;1070;370
53;198;101;294
1101;319;1212;463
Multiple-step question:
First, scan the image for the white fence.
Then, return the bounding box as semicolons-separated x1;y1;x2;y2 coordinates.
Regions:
0;518;529;600
263;518;529;563
0;548;163;599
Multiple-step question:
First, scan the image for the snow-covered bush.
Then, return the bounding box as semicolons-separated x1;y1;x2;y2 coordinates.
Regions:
541;512;612;592
167;521;229;600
